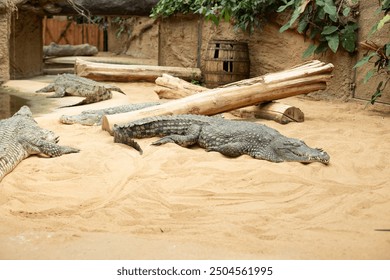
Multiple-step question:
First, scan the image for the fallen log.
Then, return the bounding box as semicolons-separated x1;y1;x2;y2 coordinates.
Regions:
154;74;207;99
230;102;304;124
155;74;304;124
43;42;98;57
75;58;202;82
102;60;333;134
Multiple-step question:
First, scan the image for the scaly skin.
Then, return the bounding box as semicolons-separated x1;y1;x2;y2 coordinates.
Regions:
60;102;162;126
36;74;125;106
113;114;330;164
0;106;80;182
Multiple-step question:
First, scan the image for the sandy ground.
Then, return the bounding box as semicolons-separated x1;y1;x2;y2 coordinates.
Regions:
0;78;389;260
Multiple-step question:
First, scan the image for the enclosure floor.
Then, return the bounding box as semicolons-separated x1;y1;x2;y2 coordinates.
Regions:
0;79;389;260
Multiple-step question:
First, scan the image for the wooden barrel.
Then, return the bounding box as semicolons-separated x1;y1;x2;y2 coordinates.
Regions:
204;40;250;88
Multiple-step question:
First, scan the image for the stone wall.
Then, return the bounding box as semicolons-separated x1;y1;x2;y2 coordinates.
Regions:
354;1;390;104
107;16;159;61
159;15;356;101
0;11;10;83
9;9;42;79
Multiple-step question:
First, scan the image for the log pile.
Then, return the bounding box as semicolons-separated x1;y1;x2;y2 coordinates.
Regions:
102;60;333;133
155;74;304;124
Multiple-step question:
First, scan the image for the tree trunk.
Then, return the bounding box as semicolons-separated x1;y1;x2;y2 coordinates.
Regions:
44;42;98;57
102;60;333;134
154;74;206;99
75;58;202;82
155;74;305;124
230;102;304;124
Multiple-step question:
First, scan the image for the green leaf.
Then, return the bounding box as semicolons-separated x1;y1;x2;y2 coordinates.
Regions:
277;0;294;13
317;6;326;19
340;26;357;53
354;52;376;68
315;41;329;54
279;5;303;33
341;36;356;53
377;14;390;31
303;43;317;58
370;82;383;104
326;33;339;53
324;2;337;17
363;69;375;83
297;18;309;34
343;7;351;17
386;44;390;57
321;25;338;35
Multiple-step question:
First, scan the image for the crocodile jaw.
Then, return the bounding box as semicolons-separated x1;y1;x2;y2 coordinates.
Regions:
274;139;330;164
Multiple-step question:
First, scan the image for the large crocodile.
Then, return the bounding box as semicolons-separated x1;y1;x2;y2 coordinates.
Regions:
36;74;125;106
60;102;162;126
0;106;80;182
113;114;330;164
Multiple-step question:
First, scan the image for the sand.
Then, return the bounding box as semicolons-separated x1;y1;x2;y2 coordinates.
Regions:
0;79;389;260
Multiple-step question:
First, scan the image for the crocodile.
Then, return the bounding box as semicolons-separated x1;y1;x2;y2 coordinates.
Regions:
0;106;80;182
113;114;330;164
60;102;162;126
36;74;125;106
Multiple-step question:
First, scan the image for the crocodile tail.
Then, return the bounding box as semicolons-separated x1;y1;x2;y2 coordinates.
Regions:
106;85;126;95
114;131;143;155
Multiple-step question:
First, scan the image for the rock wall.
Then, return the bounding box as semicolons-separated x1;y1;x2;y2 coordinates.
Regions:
9;9;43;79
107;16;158;60
159;15;356;101
354;1;390;104
0;11;10;83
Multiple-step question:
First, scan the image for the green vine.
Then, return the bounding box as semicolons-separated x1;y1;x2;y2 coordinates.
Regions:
354;0;389;104
278;0;359;57
151;0;281;32
151;0;359;55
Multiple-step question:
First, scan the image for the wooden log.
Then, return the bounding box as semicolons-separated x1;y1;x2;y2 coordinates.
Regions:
155;74;304;124
230;102;304;124
75;58;202;82
154;74;206;99
43;42;98;57
45;56;157;66
102;60;333;133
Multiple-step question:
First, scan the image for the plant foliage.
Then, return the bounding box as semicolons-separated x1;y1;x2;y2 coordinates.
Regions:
354;0;389;104
151;0;359;55
151;0;282;32
278;0;359;57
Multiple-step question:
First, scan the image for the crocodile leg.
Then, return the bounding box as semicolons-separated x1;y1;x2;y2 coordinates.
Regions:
35;84;55;93
18;136;80;157
248;150;283;162
205;142;245;157
47;86;66;98
152;124;202;147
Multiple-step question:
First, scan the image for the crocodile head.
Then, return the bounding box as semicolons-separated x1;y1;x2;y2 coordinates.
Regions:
13;105;33;117
272;137;330;164
59;113;101;126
